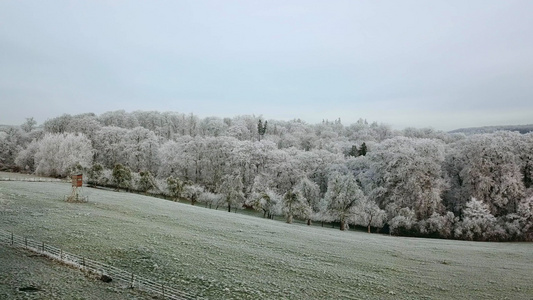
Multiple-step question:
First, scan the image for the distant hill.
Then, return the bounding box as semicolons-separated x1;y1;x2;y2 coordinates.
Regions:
449;124;533;135
0;124;15;131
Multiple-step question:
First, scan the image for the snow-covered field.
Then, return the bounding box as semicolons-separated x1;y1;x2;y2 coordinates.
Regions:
1;178;532;299
0;246;147;299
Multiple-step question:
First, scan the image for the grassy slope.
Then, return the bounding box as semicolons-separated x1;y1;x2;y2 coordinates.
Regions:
0;246;147;300
1;180;532;299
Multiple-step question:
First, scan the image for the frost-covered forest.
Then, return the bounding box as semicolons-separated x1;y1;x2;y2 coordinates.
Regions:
1;111;532;241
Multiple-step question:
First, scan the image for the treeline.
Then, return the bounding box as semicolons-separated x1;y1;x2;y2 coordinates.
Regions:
1;110;532;241
450;124;533;135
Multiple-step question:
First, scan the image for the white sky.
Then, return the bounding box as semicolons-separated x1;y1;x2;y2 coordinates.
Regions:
1;0;532;131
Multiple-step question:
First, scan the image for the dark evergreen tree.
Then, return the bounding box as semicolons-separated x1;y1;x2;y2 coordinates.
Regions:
348;145;359;157
137;171;155;193
258;119;267;141
358;142;368;156
112;164;132;191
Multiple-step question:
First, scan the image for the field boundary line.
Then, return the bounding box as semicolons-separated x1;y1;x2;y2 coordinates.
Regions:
0;229;199;300
0;177;68;183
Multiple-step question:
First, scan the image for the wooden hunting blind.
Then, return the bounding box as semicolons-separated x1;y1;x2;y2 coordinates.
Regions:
72;174;83;187
66;174;88;202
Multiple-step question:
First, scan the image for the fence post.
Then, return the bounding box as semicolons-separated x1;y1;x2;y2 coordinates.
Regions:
82;257;86;267
60;249;63;260
42;241;45;252
162;283;165;297
11;232;13;245
130;273;135;288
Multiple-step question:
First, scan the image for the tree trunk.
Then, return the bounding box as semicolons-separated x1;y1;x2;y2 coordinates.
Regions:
307;219;311;226
340;220;346;231
228;203;231;212
287;215;293;224
367;215;373;233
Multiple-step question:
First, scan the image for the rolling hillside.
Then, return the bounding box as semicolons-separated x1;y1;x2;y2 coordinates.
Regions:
1;178;532;299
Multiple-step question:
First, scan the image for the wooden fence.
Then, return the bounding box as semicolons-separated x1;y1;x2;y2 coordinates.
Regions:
0;229;199;300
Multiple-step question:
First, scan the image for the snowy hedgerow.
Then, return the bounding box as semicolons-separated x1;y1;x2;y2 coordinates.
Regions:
417;212;456;238
183;184;205;205
454;198;503;241
198;191;223;209
389;207;417;235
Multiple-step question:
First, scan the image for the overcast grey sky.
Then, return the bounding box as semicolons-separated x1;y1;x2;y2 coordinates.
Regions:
1;1;532;131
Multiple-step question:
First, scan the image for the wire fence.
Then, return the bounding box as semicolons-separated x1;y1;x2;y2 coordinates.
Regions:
0;229;199;300
0;177;67;183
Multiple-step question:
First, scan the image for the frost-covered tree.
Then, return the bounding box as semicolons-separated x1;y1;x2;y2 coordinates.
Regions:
202;137;236;190
454;198;501;241
227;119;253;141
14;140;39;171
98;110;139;128
198;191;223;209
369;137;446;221
184;184;205;205
166;175;186;201
124;127;160;174
516;195;533;240
293;177;320;225
446;132;525;217
323;173;365;230
21;117;37;133
517;133;533;189
158;139;190;180
417;212;456;238
43;114;73;133
353;198;386;233
136;171;156;193
33;133;93;177
268;149;303;195
93;126;128;169
251;189;282;219
389;207;417;235
282;190;310;224
199;116;228;137
0;127;26;168
65;114;102;142
218;174;245;212
87;163;104;187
